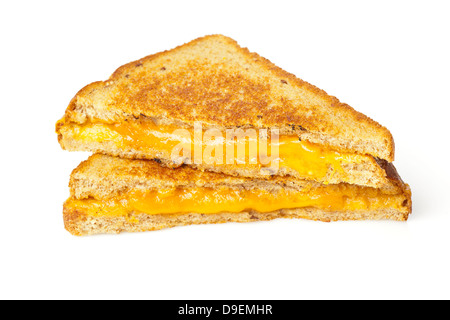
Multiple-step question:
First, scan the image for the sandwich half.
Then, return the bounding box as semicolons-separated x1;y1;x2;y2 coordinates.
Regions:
64;154;411;236
56;34;396;189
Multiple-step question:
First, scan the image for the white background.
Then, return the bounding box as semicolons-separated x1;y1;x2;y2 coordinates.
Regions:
1;0;449;300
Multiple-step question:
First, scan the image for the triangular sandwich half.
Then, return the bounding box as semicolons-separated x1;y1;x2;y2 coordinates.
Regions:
64;154;411;236
56;35;397;189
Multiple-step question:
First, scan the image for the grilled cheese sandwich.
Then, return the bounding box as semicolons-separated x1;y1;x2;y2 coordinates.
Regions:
64;154;411;235
56;35;396;189
56;35;411;235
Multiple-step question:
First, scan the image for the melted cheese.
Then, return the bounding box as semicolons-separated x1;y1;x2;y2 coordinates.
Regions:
64;121;365;183
65;184;406;218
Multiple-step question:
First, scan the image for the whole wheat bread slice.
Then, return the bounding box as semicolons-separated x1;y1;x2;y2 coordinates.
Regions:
56;35;395;187
64;208;410;236
63;154;411;235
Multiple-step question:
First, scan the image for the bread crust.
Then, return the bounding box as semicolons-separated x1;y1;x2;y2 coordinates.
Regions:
64;206;410;236
56;34;394;161
69;154;407;199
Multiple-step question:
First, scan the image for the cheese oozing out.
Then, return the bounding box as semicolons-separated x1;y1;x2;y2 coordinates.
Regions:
60;120;372;184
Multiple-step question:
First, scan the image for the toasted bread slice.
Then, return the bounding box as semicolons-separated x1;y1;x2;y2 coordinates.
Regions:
64;208;411;236
63;154;411;236
56;35;395;187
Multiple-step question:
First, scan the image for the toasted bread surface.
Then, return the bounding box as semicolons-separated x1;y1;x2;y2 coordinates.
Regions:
69;154;408;200
57;34;394;161
64;207;410;236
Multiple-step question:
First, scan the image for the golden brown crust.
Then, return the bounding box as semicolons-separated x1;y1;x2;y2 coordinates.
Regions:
56;34;395;161
69;154;407;200
63;205;410;236
70;154;300;197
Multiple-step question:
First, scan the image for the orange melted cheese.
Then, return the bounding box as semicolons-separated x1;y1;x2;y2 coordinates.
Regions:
65;121;364;183
65;185;406;218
